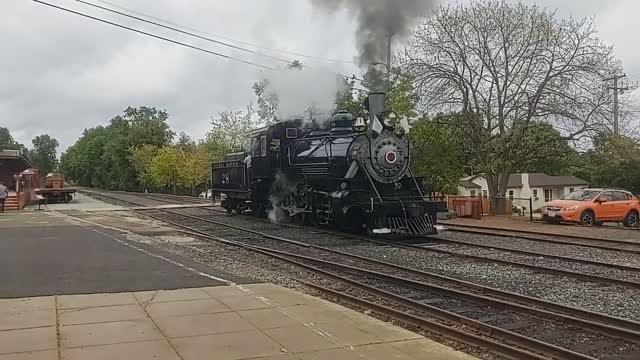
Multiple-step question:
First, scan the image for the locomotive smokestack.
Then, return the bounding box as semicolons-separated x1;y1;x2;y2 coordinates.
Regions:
367;92;386;134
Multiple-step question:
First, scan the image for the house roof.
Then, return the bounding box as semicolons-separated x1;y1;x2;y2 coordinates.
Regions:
459;173;589;189
507;174;522;188
527;173;589;187
459;179;481;188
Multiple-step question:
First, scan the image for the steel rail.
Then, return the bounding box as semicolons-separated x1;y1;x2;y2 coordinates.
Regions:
79;190;640;334
441;223;640;253
150;206;640;289
127;209;597;360
136;208;640;340
431;236;640;272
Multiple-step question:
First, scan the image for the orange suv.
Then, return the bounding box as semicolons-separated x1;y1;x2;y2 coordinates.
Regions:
542;189;640;227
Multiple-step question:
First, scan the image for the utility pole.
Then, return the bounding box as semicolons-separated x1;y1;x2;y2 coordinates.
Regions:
604;74;628;135
386;32;392;93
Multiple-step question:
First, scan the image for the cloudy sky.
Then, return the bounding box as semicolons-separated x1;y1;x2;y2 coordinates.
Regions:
1;0;639;152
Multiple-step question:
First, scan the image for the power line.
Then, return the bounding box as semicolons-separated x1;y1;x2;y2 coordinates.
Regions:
92;0;357;65
72;0;296;66
32;0;274;70
66;0;367;84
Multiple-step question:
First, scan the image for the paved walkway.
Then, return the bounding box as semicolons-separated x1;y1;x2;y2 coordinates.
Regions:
441;216;640;242
0;212;248;298
0;285;477;360
0;197;479;360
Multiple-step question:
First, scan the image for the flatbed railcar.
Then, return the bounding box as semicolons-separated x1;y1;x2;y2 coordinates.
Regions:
36;173;76;203
211;92;438;238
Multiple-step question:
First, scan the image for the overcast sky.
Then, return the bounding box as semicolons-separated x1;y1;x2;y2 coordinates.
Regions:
2;0;639;152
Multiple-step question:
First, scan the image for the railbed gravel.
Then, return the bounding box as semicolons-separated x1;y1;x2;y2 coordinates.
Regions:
433;243;640;283
87;198;640;320
338;242;640;321
165;208;640;322
438;230;640;267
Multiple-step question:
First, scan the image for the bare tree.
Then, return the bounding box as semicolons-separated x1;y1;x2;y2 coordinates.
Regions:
401;1;622;203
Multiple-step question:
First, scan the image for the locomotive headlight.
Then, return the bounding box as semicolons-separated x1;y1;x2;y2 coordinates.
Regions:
353;116;367;133
383;112;397;128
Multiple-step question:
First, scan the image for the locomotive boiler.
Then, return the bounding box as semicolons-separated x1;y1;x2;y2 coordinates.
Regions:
211;92;437;237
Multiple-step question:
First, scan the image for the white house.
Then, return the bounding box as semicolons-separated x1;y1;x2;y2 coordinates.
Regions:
458;173;589;210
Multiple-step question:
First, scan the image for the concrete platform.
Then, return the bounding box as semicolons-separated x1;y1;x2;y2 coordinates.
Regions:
0;285;477;360
0;212;250;298
24;192;126;212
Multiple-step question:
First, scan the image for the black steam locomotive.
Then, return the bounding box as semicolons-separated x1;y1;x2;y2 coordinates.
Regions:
211;92;437;237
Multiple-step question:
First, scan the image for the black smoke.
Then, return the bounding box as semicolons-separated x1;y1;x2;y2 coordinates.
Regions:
311;0;437;68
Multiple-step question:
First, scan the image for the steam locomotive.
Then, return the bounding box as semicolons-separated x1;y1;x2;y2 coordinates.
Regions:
211;92;438;237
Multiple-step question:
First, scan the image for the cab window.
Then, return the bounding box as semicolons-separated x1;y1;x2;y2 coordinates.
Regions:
260;136;267;157
252;137;261;157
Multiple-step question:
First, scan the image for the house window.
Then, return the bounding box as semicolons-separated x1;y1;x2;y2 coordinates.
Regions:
544;189;553;202
470;189;477;197
482;190;488;199
508;190;514;200
569;188;575;194
533;189;538;199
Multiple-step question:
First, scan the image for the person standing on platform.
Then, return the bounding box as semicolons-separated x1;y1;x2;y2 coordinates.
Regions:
0;182;8;213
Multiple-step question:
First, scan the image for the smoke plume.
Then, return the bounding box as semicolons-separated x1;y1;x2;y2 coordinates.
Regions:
312;0;437;84
265;67;345;121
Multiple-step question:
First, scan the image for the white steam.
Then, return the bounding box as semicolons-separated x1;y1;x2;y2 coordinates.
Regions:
267;171;297;224
264;67;346;121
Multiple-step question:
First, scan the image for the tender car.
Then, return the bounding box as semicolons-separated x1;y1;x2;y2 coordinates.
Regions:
542;189;640;227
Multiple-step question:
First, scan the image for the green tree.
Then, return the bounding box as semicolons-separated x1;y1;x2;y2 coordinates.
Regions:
577;134;640;194
30;134;59;175
128;144;158;190
149;147;185;194
59;107;175;190
60;127;108;187
386;75;419;119
0;127;28;154
410;117;470;194
124;107;175;147
181;147;209;196
176;132;197;152
0;127;15;148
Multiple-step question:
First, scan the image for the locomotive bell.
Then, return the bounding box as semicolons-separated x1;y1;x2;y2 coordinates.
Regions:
353;116;367;132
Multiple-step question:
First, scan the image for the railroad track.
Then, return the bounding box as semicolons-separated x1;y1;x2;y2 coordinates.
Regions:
81;189;640;291
137;208;640;359
77;190;640;358
441;222;640;254
193;206;640;289
82;189;640;288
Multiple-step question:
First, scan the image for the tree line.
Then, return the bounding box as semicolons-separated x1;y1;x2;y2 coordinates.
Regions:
5;1;639;197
